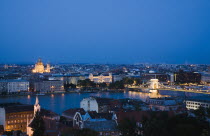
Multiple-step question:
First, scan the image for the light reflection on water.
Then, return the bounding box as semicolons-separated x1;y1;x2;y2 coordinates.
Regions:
27;95;30;99
127;91;168;102
0;90;208;114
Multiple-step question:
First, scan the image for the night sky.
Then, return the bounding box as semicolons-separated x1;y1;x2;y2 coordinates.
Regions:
0;0;210;64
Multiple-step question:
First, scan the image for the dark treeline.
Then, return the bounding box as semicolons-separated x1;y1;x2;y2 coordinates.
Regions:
118;107;210;136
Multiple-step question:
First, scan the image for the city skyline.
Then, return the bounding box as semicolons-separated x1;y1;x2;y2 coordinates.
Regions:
1;1;210;136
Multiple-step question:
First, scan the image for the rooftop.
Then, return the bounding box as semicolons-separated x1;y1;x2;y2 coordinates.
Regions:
88;111;113;120
62;108;86;117
83;120;118;132
187;96;210;103
1;104;34;113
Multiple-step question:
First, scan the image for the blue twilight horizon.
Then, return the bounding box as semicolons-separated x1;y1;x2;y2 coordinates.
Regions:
0;0;210;64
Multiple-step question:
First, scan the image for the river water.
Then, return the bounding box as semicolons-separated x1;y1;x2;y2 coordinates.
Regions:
0;90;209;114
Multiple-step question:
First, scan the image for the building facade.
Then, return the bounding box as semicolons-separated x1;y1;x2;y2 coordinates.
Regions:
146;97;181;111
32;59;50;73
73;111;119;136
27;97;60;136
174;70;201;84
186;97;210;110
0;104;34;133
0;81;7;93
80;97;113;113
89;73;112;83
63;75;86;85
112;74;125;82
201;74;210;84
80;97;99;112
0;80;29;93
34;80;64;93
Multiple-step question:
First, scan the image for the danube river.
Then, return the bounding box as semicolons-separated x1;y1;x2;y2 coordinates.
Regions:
0;90;208;114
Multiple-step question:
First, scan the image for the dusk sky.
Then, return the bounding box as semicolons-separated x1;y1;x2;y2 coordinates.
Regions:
0;0;210;64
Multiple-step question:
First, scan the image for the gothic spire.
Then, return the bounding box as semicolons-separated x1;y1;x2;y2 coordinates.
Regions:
35;96;39;105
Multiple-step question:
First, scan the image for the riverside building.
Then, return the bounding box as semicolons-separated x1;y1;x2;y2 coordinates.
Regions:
186;97;210;110
0;80;29;93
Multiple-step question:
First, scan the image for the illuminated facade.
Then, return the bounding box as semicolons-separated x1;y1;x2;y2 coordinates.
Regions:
89;73;112;83
0;104;34;133
0;80;29;93
27;97;41;136
32;59;50;73
186;97;210;110
33;80;64;92
27;97;60;136
149;79;159;90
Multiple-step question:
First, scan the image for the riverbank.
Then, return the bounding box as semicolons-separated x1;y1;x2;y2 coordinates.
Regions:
0;89;125;97
159;88;210;94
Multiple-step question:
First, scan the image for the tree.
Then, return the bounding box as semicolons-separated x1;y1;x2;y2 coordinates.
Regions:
109;81;124;89
64;83;76;91
98;82;107;88
118;118;139;136
205;107;210;118
3;130;14;136
61;128;98;136
76;128;98;136
142;112;169;136
77;79;96;88
166;114;209;136
31;112;45;136
134;104;141;111
123;78;134;85
193;106;206;121
134;79;142;85
200;129;209;136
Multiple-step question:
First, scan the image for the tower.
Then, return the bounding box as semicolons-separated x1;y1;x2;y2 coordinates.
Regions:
149;79;159;90
34;96;41;114
32;59;44;73
45;63;50;73
32;58;50;73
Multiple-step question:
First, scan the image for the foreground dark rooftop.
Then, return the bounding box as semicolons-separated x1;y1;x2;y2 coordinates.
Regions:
0;103;34;113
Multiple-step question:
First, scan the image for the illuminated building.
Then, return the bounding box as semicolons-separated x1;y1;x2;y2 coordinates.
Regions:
32;58;50;73
0;80;29;93
186;97;210;110
33;80;64;93
27;97;41;136
27;97;60;136
0;104;34;133
89;73;112;83
174;70;201;84
34;97;40;114
80;97;113;113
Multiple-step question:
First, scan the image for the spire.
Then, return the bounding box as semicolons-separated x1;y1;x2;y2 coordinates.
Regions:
35;96;39;105
34;96;41;114
38;58;42;63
